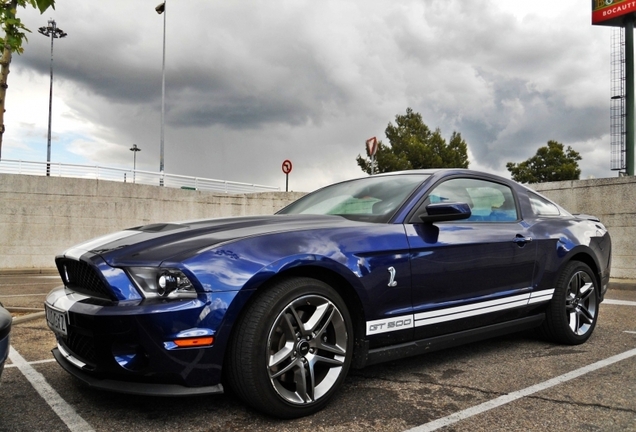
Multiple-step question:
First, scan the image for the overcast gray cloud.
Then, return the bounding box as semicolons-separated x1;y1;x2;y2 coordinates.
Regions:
6;0;613;191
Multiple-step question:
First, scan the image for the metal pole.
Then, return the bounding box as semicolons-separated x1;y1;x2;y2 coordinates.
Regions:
626;16;635;176
46;21;55;177
160;1;166;185
130;144;140;183
38;20;66;177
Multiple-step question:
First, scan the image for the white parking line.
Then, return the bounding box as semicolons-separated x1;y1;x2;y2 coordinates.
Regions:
5;358;56;368
604;299;636;306
8;347;95;432
404;347;636;432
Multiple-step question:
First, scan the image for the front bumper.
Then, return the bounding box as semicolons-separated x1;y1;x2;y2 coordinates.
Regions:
52;346;223;396
45;286;238;394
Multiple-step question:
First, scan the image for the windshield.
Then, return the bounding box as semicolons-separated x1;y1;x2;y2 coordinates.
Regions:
277;174;429;222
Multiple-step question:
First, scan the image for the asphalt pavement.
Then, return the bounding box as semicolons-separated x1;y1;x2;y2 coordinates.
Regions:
1;272;635;432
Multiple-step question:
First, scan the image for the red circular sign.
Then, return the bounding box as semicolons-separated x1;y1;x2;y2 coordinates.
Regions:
282;160;292;174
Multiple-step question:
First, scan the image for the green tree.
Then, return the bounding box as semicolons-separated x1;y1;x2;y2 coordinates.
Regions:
356;108;469;175
506;140;582;184
0;0;55;158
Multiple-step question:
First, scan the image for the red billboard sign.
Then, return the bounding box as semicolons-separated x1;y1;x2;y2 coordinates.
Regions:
592;0;636;26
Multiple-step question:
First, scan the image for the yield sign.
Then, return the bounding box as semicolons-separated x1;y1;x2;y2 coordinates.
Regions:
366;137;378;156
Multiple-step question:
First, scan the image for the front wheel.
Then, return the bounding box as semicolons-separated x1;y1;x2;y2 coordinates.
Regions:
226;277;353;418
539;261;599;345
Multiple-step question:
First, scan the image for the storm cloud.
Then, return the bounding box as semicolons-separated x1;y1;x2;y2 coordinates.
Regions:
7;0;613;191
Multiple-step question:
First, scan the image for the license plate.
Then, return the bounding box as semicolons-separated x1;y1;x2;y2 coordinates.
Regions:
45;305;68;336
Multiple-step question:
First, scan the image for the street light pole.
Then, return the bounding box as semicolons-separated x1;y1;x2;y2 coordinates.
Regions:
38;20;67;177
156;1;166;186
130;144;141;183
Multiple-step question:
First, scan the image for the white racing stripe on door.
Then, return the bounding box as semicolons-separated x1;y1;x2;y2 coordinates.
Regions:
365;289;555;335
366;315;414;336
528;288;555;304
414;297;530;328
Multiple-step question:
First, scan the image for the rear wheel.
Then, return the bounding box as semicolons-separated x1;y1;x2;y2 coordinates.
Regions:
540;261;599;345
226;277;353;418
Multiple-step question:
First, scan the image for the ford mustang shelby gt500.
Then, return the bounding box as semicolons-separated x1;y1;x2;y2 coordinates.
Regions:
45;169;611;418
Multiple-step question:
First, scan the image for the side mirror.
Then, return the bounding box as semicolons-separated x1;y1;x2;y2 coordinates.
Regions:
418;202;471;223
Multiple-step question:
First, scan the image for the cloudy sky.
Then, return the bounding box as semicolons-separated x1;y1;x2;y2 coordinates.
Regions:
4;0;614;191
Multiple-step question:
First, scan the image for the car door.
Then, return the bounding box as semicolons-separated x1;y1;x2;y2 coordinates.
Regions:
405;176;538;340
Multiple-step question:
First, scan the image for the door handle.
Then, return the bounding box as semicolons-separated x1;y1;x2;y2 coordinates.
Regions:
513;235;532;244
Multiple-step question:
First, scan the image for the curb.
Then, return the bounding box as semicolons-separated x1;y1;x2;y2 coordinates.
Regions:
609;281;636;291
0;269;58;276
12;311;45;325
6;307;45;313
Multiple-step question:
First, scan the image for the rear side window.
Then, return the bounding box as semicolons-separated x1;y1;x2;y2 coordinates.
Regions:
528;192;560;216
426;178;518;222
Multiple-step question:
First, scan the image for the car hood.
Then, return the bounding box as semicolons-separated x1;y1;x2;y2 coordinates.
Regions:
61;214;360;267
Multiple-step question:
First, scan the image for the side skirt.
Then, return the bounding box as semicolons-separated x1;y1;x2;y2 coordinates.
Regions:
360;314;545;368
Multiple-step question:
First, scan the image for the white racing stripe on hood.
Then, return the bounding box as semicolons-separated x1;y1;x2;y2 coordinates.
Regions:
64;230;138;260
51;291;92;313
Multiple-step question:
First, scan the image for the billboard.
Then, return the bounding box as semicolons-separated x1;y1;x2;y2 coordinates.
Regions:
593;0;636;26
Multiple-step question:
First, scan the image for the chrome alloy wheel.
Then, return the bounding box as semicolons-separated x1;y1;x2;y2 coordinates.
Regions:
267;294;348;405
565;270;597;336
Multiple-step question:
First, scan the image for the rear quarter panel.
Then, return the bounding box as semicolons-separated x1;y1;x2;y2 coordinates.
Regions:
527;216;611;292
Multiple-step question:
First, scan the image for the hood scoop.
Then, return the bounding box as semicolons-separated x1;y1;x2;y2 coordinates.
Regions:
131;223;187;233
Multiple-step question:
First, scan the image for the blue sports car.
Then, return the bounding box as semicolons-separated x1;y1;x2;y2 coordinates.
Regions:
45;169;611;418
0;303;11;382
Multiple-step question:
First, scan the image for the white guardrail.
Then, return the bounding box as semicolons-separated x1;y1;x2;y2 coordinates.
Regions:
0;159;280;194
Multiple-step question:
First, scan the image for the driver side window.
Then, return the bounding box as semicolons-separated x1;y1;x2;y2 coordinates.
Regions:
426;178;518;222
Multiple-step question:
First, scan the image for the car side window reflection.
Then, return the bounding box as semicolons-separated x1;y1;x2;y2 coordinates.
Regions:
528;192;560;216
423;178;519;222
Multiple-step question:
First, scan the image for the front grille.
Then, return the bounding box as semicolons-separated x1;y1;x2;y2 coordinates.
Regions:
56;258;115;300
60;314;146;375
63;331;96;364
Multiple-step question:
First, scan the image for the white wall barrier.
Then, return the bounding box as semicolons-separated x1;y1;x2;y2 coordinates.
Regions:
0;174;303;271
1;173;634;279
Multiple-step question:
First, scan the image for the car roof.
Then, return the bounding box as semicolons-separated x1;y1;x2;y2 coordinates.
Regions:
368;169;513;184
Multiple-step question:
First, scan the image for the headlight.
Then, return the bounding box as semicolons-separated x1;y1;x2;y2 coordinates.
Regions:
127;267;196;299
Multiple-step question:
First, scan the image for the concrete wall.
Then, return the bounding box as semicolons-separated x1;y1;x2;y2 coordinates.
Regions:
533;176;636;280
0;174;305;271
1;173;634;279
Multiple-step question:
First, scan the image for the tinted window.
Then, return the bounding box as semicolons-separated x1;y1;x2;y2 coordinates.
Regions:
528;192;560;216
278;174;429;222
425;178;518;222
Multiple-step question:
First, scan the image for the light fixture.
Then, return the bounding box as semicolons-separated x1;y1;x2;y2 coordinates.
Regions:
38;20;67;177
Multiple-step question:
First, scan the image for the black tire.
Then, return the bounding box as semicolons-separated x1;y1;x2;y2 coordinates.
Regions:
225;277;353;419
539;261;599;345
